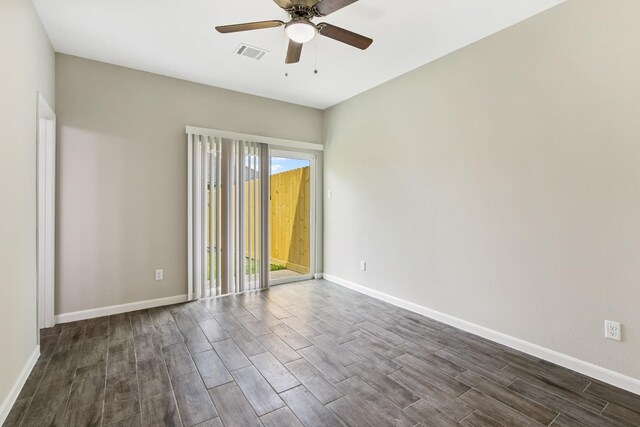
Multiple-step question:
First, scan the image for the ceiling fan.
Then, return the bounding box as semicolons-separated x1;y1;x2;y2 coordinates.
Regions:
215;0;373;64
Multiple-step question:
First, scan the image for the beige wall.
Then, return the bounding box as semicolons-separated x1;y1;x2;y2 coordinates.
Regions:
324;0;640;380
0;0;55;412
55;54;323;314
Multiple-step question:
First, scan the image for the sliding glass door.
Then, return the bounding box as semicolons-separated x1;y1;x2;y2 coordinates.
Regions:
188;129;318;297
269;150;315;285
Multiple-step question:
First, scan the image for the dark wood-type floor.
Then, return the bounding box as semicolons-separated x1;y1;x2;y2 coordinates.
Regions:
4;280;640;426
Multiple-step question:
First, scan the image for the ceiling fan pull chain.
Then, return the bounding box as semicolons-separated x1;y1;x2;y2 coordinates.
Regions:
314;39;319;74
285;36;289;77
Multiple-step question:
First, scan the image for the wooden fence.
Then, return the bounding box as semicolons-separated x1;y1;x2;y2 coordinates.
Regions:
206;166;310;274
269;166;310;274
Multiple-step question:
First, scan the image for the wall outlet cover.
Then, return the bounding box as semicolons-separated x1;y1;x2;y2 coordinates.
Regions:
605;320;621;341
155;269;164;281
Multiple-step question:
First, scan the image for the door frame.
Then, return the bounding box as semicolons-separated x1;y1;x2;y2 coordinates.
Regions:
37;93;56;329
269;149;317;286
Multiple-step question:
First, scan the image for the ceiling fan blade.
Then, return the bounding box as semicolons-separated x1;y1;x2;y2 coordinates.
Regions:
216;20;284;34
318;23;372;50
314;0;358;16
285;40;303;64
272;0;294;9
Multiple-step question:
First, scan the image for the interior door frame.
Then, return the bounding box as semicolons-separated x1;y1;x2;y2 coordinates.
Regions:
269;149;317;286
37;93;56;329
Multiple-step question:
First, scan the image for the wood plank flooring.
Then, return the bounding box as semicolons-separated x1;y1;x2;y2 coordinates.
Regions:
4;280;639;426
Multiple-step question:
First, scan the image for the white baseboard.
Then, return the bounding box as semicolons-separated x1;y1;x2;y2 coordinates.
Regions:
323;274;640;395
314;273;324;279
0;345;40;425
55;294;189;324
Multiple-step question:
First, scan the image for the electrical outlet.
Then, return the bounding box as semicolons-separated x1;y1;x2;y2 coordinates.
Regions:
360;261;366;271
605;320;621;341
328;190;332;199
155;269;164;281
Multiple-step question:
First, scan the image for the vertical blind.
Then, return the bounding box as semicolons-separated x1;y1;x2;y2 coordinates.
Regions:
188;132;269;299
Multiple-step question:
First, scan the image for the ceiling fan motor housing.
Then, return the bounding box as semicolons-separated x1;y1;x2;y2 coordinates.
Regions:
288;4;326;18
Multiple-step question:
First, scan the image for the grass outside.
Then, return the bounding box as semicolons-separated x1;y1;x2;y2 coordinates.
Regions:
206;249;285;280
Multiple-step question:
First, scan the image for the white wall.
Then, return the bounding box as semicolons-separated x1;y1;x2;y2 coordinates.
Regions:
0;0;55;415
324;0;640;381
55;54;323;315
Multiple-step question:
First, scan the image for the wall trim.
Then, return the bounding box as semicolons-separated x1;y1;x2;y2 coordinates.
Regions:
323;274;640;395
314;273;324;279
0;345;40;425
55;294;189;324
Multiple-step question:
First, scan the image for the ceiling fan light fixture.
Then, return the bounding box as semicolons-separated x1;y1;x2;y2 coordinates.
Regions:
285;20;317;44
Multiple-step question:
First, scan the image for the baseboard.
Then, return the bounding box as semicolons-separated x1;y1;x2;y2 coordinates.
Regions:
323;274;640;395
0;345;40;425
55;294;189;324
314;273;323;279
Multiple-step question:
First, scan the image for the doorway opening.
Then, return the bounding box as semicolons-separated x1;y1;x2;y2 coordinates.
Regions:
269;150;316;285
37;94;56;329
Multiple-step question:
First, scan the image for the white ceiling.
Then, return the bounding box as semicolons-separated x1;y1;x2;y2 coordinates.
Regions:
33;0;564;109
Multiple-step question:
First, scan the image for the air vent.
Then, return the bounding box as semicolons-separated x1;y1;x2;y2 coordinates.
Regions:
235;44;268;60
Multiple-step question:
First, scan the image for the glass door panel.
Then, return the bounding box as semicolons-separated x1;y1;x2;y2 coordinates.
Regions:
269;153;314;284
